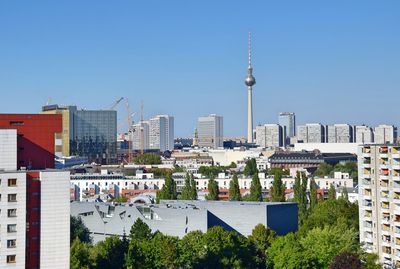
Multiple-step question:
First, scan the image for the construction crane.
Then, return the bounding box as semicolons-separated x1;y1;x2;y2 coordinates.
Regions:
125;99;135;163
110;97;124;110
140;100;144;155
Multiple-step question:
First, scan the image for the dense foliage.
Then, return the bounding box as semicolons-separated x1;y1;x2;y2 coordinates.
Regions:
156;172;177;203
180;173;198;200
133;153;162;165
314;161;358;182
244;158;258;176
71;215;92;244
229;173;242;201
269;170;285;202
205;176;219;200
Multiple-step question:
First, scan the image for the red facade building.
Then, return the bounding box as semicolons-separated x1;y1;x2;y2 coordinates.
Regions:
0;114;62;169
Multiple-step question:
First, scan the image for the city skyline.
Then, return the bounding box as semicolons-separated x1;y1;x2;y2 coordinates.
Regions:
0;1;399;137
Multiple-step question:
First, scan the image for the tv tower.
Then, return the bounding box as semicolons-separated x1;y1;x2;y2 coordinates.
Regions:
245;32;256;143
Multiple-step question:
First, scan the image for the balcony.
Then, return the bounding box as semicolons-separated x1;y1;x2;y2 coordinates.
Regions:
382;202;390;210
396;238;400;246
382;246;392;255
395;193;400;201
395;215;400;223
363;200;372;207
363;179;372;186
365;210;372;218
364;189;372;197
364;221;373;229
381;191;389;198
383;213;390;223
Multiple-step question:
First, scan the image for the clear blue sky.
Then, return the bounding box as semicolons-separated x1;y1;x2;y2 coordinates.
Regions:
0;1;399;137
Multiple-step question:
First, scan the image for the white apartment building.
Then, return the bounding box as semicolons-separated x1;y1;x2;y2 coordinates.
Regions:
297;123;325;143
358;144;400;268
149;115;174;152
197;114;223;149
255;124;282;148
0;170;70;269
0;129;17;171
132;121;150;151
327;124;353;143
355;125;374;144
374;125;397;144
0;172;26;269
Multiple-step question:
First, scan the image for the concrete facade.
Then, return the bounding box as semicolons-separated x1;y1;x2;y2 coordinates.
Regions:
0;130;17;171
197;114;223;149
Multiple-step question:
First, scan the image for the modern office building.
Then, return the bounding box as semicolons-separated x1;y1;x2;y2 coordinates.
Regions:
278;112;296;146
326;124;353;143
358;144;400;268
255;124;282;148
197;114;223;149
42;105;117;164
374;125;397;144
149;115;174;152
132;120;150;151
71;200;298;243
355;125;374;144
0;114;62;169
297;123;325;143
0;129;17;171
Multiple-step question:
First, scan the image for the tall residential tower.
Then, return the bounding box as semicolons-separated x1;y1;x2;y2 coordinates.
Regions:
245;32;256;143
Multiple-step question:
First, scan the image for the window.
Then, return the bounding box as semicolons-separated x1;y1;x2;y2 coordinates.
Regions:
7;255;16;263
8;209;17;217
8;194;17;202
7;224;17;233
7;239;16;248
8;178;17;187
10;121;24;126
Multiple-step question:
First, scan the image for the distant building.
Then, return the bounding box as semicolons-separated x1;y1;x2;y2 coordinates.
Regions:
255;124;283;148
297;123;325;143
149;115;174;151
278;112;296;146
197;114;223;149
71;200;298;243
374;124;397;144
355;125;374;144
42;105;117;164
132;121;150;151
326;124;353;143
0;114;62;169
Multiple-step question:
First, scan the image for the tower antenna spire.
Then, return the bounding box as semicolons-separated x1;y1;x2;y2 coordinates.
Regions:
248;32;252;67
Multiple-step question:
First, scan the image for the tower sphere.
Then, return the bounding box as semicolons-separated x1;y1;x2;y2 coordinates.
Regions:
245;74;256;86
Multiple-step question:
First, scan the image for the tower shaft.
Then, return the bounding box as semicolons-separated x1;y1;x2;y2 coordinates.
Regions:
247;86;253;143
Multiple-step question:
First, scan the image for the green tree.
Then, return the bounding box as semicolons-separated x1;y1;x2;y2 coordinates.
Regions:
249;224;276;265
129;218;153;242
229;174;241;201
91;236;126;269
189;173;198;200
314;163;334;177
300;226;359;268
125;219;153;269
294;172;308;223
70;215;92;244
200;226;258;268
180;173;192;200
133;153;162;165
309;177;318;212
341;187;349;202
70;238;93;269
244;158;258;176
156;172;177;203
328;184;337;200
179;231;206;268
206;176;219;200
249;172;262;201
270;170;285;202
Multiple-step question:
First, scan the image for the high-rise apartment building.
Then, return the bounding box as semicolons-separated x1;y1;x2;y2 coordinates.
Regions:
355;125;374;144
278;112;296;146
197;114;223;149
326;124;353;143
149;115;174;152
132;121;150;151
42;105;117;164
255;124;282;148
358;144;400;268
374;125;397;144
0;114;62;169
297;123;325;143
0;129;17;171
